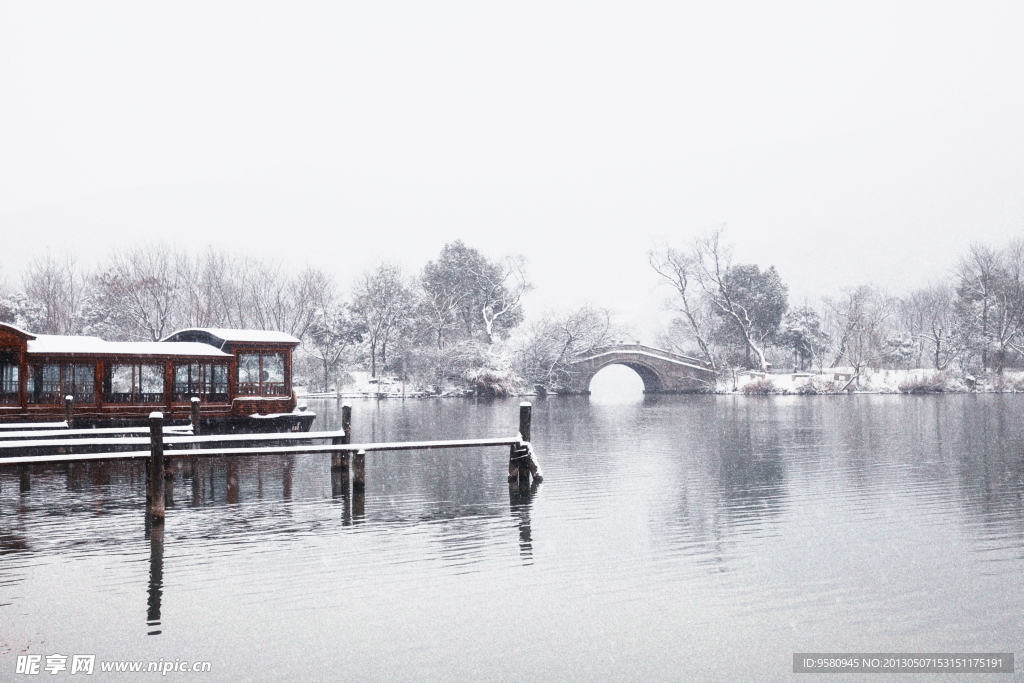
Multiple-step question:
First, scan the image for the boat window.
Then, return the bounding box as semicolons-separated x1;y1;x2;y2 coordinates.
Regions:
235;351;288;397
105;365;135;403
104;364;165;404
0;351;17;404
140;365;165;402
66;364;95;404
262;353;285;396
27;364;61;404
28;363;94;404
174;362;229;402
237;354;260;395
211;364;228;400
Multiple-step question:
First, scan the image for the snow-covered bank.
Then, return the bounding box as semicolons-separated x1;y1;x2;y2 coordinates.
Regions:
727;368;1024;394
298;368;1024;398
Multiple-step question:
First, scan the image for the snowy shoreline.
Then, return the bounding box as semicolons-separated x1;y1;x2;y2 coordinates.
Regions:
298;369;1024;399
716;368;1024;395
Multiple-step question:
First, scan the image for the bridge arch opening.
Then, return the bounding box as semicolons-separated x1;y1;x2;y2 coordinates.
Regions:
586;361;665;396
589;365;644;401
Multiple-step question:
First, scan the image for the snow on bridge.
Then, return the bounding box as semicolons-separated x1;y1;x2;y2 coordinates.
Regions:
566;344;715;393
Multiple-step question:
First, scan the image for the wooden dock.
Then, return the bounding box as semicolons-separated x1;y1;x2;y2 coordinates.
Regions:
0;401;542;525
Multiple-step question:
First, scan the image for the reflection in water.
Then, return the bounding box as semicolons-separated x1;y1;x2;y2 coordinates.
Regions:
3;395;1024;681
713;400;787;529
331;466;352;525
352;486;365;522
226;460;239;504
282;456;292;500
508;479;539;563
146;525;163;636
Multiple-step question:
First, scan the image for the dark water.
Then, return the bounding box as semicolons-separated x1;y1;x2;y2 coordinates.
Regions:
2;394;1023;681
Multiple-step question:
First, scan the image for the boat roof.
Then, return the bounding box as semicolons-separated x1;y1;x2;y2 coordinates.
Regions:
161;328;301;347
27;335;231;358
0;322;36;341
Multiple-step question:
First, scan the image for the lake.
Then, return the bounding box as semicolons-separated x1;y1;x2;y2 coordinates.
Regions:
2;392;1022;681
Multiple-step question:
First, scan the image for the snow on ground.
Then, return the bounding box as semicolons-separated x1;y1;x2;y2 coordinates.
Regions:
297;371;418;398
731;368;1024;394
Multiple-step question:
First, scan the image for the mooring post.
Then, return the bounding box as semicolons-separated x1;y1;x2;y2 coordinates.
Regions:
190;397;201;436
64;395;74;429
331;402;352;469
352;449;366;489
510;402;532;481
519;401;532;443
509;401;541;483
149;412;165;526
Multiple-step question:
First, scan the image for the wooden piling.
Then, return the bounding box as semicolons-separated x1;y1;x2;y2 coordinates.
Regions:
519;402;532;443
190;397;201;436
64;395;74;429
331;402;352;469
510;402;541;483
352;449;366;489
331;467;348;499
148;412;165;525
510;402;532;481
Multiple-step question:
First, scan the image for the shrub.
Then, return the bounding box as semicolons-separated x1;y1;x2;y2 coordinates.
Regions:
990;373;1024;393
899;372;950;394
464;367;519;397
742;377;777;395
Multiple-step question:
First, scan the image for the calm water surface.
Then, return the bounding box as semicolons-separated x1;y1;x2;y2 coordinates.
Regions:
2;394;1023;681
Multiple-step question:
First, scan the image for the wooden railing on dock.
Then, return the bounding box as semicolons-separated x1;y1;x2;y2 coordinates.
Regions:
0;401;542;526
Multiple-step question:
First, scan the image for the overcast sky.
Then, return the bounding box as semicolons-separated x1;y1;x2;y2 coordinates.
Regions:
1;1;1022;340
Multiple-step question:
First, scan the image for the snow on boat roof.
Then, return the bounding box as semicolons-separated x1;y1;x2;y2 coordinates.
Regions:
161;328;300;345
27;335;231;357
0;322;36;340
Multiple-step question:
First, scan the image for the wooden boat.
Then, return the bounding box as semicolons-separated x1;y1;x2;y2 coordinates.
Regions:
0;324;315;433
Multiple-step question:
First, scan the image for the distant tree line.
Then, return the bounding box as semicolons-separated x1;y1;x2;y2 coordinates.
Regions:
8;227;1015;396
650;227;1024;384
0;241;617;395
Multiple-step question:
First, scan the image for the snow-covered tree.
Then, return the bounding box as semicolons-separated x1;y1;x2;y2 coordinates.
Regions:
304;304;364;391
649;244;717;370
956;239;1024;373
19;250;82;334
824;286;895;382
352;263;415;378
0;291;48;333
517;304;620;392
778;306;828;371
420;241;531;346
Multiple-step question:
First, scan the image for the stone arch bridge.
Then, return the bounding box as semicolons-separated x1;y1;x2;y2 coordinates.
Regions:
564;344;715;394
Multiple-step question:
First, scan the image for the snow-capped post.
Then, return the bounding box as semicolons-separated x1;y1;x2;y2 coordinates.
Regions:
510;402;536;482
352;450;366;489
331;403;352;470
64;395;73;429
519;402;532;443
190;397;201;437
148;412;165;526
